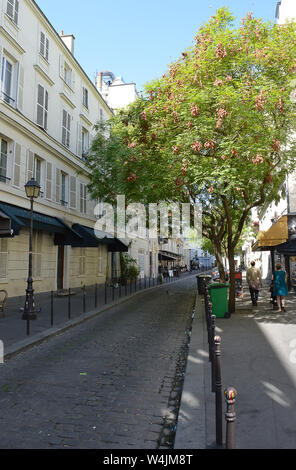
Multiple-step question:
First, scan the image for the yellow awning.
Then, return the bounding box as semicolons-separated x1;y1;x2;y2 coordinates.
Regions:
252;215;288;251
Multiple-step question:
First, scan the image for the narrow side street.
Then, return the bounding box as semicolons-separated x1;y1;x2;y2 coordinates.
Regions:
0;277;196;449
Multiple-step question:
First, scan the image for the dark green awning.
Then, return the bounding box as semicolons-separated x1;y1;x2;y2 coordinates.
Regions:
72;224;128;252
0;210;12;237
276;239;296;255
0;202;83;245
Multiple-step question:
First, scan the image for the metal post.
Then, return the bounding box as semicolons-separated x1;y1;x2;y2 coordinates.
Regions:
95;283;98;309
119;282;121;298
51;290;54;326
23;197;37;320
211;314;216;392
225;387;237;449
68;288;71;319
105;282;107;304
215;336;223;446
112;284;115;301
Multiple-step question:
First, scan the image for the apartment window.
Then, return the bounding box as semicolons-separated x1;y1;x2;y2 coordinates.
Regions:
6;0;19;25
34;157;42;185
0;139;8;183
36;84;48;130
40;31;49;61
0;239;8;280
61;172;68;206
62;110;71;147
81;128;89;160
1;55;15;105
78;248;86;276
79;182;87;214
32;230;42;278
82;87;88;108
63;62;72;88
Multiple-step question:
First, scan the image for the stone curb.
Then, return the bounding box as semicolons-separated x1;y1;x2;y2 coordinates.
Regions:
174;292;207;449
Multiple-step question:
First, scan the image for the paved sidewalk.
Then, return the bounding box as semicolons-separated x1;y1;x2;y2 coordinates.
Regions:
0;271;201;360
175;283;296;449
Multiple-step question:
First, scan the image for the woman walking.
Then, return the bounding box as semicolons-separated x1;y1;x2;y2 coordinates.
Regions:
272;264;289;312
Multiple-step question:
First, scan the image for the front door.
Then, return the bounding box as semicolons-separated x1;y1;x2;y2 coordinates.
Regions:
57;245;64;290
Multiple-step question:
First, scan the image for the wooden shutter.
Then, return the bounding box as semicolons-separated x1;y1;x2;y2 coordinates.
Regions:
77;123;82;157
13;142;21;187
69;175;76;208
59;55;64;79
37;84;44;127
55;168;61;203
40;32;45;57
17;64;24;111
45;161;52;200
14;0;19;24
26;150;34;181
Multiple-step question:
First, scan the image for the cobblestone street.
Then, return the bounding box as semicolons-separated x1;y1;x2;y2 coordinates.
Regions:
0;277;196;449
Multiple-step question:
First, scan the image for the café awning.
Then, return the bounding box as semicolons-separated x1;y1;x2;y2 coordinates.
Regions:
0;210;13;237
0;202;83;244
159;251;177;261
70;224;128;252
252;215;288;252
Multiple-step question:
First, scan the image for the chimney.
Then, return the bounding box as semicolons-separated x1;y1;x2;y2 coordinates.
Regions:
96;72;103;90
60;32;75;55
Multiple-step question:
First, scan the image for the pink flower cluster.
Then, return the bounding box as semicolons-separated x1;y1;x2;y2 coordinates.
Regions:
253;154;264;164
204;140;216;150
173;146;180;154
140;111;147;121
128;142;137;148
255;91;266;112
127;172;137;182
271;139;280;152
216;108;228;129
190;104;200;117
214;78;223;87
172;111;179;123
191;141;203;152
215;43;227;59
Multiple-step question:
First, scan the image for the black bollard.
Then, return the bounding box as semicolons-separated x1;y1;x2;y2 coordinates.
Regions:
211;314;216;392
51;290;54;326
83;285;86;312
215;336;223;446
225;387;237;449
105;282;107;304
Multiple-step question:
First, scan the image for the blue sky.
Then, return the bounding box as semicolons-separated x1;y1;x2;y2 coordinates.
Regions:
36;0;278;92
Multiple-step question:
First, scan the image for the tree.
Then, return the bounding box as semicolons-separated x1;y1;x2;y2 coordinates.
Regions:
87;8;296;312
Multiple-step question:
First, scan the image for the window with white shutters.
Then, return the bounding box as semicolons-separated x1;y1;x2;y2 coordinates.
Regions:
45;161;52;200
26;150;34;181
32;230;42;278
6;0;19;25
61;172;68;206
0;138;8;184
13;142;21;187
17;64;24;110
79;182;87;214
0;239;8;280
36;84;48;129
81;128;89;160
40;31;49;61
69;175;76;209
62;109;71;147
82;87;88;108
1;56;14;105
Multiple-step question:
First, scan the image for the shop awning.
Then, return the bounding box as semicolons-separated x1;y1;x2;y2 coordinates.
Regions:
276;239;296;255
252;215;288;252
70;224;128;252
0;210;13;237
159;251;177;261
0;202;83;244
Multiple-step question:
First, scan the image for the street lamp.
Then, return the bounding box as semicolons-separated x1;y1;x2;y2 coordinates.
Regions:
23;178;40;320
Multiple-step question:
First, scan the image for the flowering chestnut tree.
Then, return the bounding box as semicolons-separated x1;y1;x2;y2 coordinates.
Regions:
87;8;296;312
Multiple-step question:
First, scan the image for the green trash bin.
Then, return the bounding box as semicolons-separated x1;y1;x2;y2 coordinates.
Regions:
208;283;230;318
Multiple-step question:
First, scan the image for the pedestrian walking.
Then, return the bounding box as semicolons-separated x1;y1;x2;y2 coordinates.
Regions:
272;264;288;312
246;261;262;306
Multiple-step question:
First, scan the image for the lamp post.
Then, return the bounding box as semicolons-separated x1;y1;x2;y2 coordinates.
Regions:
23;178;40;320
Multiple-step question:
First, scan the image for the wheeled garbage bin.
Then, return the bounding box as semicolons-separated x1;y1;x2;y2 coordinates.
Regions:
208;283;230;318
196;274;212;295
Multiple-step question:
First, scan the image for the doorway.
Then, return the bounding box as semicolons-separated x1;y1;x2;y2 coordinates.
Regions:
57;245;64;290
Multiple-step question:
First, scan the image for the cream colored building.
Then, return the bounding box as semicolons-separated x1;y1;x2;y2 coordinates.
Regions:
0;0;127;298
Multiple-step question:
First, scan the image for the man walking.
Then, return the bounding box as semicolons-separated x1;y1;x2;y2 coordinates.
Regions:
246;261;263;306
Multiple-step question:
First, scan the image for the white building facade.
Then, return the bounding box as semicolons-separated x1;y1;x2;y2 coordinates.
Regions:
0;0;128;298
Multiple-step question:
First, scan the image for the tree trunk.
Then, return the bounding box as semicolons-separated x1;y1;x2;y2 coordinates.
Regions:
228;244;236;314
213;245;226;283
